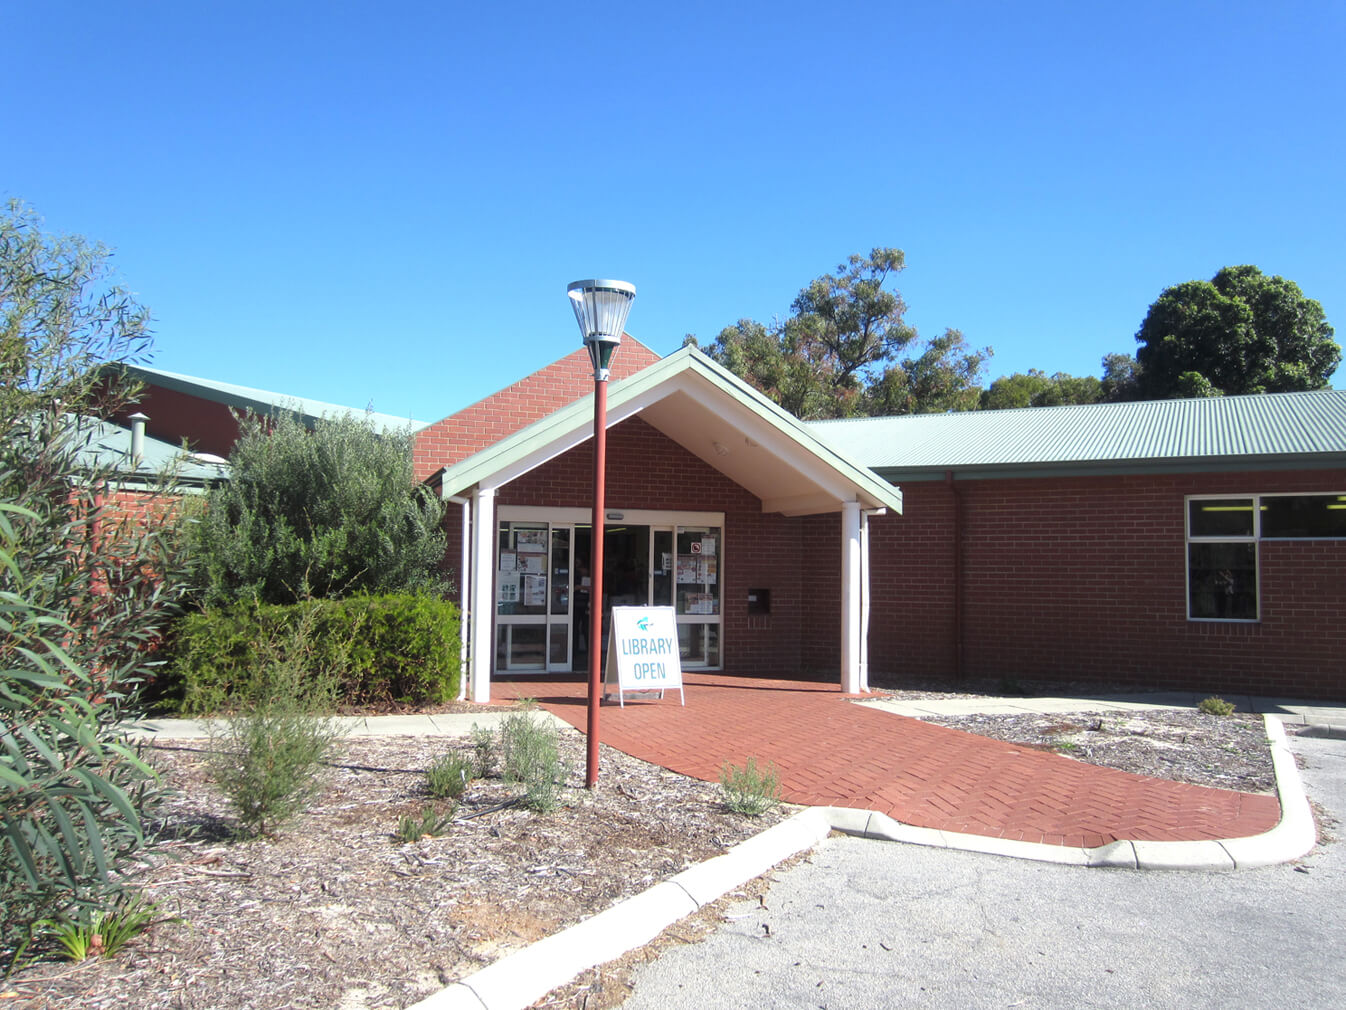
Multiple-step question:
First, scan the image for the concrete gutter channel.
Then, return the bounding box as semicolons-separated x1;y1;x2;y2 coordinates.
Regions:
408;714;1319;1010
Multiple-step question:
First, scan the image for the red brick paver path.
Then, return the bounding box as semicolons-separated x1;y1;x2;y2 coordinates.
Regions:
496;673;1280;848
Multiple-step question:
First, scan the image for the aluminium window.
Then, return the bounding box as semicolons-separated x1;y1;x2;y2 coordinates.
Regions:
1185;493;1346;622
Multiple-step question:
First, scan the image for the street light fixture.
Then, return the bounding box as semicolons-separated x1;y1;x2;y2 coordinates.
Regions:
567;279;636;789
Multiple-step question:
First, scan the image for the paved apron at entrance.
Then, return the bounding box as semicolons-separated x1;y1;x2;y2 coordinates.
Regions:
496;673;1280;848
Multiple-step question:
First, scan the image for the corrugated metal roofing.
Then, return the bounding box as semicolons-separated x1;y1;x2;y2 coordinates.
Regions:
68;416;229;483
808;389;1346;477
123;365;427;433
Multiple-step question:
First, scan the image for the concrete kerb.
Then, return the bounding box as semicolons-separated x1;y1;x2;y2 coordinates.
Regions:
408;808;835;1010
828;714;1314;872
408;714;1317;1010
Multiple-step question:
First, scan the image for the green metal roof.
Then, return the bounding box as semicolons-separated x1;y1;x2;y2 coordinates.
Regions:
68;415;229;485
809;389;1346;481
120;364;428;433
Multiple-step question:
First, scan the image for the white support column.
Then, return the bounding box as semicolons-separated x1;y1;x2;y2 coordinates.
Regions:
469;486;497;703
859;508;871;693
840;500;863;694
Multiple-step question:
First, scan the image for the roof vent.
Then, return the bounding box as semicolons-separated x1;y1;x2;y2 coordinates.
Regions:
128;412;149;467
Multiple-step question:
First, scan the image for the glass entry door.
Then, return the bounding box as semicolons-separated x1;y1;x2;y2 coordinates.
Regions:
572;524;651;673
496;514;722;673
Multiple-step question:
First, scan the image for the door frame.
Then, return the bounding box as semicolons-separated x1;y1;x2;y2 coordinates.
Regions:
495;506;725;673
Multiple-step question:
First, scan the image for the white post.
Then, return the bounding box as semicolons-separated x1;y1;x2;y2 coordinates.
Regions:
840;500;863;694
458;498;472;701
859;508;871;693
469;486;497;703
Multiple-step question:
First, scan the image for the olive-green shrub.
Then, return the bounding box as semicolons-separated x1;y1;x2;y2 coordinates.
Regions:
166;593;460;713
186;408;449;607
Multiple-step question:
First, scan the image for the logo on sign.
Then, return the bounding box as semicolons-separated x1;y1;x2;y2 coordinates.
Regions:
690;541;702;555
637;616;650;631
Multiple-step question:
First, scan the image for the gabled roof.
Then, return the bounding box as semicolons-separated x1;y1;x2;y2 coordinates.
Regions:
811;389;1346;481
117;364;426;433
437;346;903;516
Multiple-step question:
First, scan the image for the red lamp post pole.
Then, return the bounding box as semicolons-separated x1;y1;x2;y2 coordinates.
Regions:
586;375;608;789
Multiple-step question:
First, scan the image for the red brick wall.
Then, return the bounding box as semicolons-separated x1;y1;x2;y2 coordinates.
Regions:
799;513;841;674
480;416;809;675
412;339;663;480
112;385;242;457
867;469;1346;699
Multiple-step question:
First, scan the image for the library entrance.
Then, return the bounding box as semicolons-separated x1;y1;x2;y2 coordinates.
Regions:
494;507;723;674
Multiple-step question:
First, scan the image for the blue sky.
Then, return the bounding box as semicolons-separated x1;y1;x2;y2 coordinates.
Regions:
8;1;1344;422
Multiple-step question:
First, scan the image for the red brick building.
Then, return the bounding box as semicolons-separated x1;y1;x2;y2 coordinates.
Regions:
118;346;1346;701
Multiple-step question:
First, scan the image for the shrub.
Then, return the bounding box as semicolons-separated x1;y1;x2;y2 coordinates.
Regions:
1198;696;1236;717
1;202;188;965
426;753;473;800
470;724;496;779
205;613;346;837
498;709;568;813
720;758;781;817
186;408;449;607
166;592;460;713
395;803;455;844
42;891;164;961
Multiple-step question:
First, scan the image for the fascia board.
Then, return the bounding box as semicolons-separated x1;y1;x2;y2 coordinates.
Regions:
680;355;904;512
439;346;903;515
671;379;859;502
879;451;1346;483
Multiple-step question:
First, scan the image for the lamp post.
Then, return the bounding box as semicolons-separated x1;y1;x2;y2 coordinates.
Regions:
567;278;636;789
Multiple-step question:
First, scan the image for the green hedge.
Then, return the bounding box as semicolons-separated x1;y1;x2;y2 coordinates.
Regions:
165;593;461;714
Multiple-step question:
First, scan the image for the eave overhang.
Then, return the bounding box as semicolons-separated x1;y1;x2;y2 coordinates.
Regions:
435;346;902;517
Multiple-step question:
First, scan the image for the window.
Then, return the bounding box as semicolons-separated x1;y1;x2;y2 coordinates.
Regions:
1185;493;1346;622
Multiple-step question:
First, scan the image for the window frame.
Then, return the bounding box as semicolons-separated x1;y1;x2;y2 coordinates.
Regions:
1184;491;1346;623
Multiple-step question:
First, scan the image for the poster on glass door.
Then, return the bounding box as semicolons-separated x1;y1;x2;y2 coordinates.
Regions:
603;606;684;707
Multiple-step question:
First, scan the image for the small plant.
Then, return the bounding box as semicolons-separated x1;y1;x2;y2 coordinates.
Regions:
207;612;347;837
720;758;781;817
498;709;568;813
43;892;164;962
395;803;455;843
426;752;473;800
1198;695;1236;717
1055;741;1079;753
470;723;496;778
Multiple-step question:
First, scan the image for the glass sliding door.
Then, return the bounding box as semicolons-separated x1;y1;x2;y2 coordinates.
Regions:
496;520;574;672
674;526;721;667
495;509;724;674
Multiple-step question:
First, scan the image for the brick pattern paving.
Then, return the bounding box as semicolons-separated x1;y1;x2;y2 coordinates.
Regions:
496;673;1281;847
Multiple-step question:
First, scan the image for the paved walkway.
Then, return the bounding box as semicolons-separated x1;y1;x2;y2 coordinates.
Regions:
494;674;1283;849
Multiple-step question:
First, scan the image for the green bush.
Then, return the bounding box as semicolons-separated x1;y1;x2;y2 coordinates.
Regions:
1198;695;1236;717
1;201;188;965
205;612;346;837
498;709;568;813
166;592;461;713
42;891;165;962
426;752;473;800
470;724;496;779
395;803;455;844
186;408;448;607
720;758;781;817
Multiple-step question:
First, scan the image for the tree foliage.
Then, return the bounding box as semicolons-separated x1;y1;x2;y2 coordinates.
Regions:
1;200;184;961
696;248;990;419
981;369;1103;410
1134;265;1339;399
188;409;449;607
868;329;990;415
